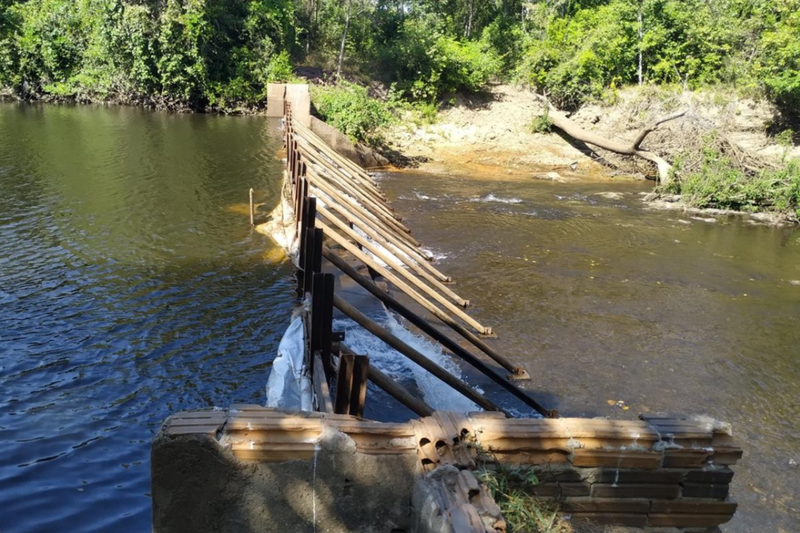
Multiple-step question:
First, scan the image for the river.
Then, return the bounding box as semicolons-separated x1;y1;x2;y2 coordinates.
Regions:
0;103;294;532
1;103;798;532
378;171;800;533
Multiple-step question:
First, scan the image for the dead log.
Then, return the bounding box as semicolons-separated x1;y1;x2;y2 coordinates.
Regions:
540;98;687;182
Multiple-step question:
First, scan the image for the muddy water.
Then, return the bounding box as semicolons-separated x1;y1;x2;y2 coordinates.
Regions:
0;103;293;532
379;172;800;533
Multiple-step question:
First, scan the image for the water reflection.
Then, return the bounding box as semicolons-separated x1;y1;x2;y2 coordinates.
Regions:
0;103;293;532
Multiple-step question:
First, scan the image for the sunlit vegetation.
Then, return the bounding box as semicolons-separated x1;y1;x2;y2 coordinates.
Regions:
0;0;797;119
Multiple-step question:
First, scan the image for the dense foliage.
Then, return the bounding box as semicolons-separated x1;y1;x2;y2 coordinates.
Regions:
0;0;298;110
311;82;393;145
1;0;797;117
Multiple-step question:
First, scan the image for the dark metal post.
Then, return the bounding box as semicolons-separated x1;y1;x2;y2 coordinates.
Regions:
332;294;506;415
311;273;325;352
322;245;553;417
333;353;355;415
349;355;369;417
320;273;334;372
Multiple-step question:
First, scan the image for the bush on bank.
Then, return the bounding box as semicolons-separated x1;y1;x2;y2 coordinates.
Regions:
0;0;298;111
311;82;394;146
661;149;800;218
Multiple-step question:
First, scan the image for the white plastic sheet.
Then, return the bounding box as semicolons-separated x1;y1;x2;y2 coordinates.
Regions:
266;316;312;411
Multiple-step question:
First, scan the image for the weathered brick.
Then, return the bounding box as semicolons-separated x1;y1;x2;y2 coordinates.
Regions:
527;482;591;497
684;468;734;485
533;467;583;483
709;448;743;465
648;513;733;528
650;499;737;514
572;450;662;469
681;482;729;500
559;497;651;514
592;469;685;485
493;450;570;465
591;483;681;500
571;512;649;527
662;449;711;468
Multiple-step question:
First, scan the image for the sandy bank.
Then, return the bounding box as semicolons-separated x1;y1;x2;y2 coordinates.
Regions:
384;84;799;184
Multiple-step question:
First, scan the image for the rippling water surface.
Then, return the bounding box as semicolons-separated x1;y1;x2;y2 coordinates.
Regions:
0;103;293;532
380;172;800;533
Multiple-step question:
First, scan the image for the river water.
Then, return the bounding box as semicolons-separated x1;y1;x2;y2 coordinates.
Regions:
1;103;798;532
378;172;800;533
0;103;294;532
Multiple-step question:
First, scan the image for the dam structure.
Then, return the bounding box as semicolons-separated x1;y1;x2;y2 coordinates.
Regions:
151;85;742;533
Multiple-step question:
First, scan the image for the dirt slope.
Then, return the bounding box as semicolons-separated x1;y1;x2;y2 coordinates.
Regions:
385;84;798;181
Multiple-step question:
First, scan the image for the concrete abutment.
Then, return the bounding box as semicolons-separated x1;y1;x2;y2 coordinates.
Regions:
152;408;741;533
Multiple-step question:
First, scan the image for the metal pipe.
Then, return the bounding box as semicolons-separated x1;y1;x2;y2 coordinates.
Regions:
323;245;500;360
324;247;552;417
320;195;451;284
293;121;384;196
363;361;435;417
308;166;411;237
319;222;491;335
306;169;421;248
301;148;397;222
296;141;387;205
317;205;469;307
333;295;506;415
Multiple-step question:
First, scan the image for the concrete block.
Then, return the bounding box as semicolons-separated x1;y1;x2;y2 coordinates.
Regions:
152;422;417;533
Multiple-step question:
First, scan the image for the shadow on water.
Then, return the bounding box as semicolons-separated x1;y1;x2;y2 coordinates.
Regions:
379;170;800;533
0;103;294;532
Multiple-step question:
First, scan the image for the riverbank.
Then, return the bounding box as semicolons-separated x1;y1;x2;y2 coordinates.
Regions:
386;84;800;176
383;84;800;223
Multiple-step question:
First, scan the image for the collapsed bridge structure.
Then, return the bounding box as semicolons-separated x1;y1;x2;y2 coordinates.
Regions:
151;85;742;533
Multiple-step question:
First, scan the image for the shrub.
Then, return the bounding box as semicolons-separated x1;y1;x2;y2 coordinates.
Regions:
387;16;501;102
265;51;297;83
477;465;567;532
758;10;800;121
530;113;552;134
665;148;800;217
311;82;394;146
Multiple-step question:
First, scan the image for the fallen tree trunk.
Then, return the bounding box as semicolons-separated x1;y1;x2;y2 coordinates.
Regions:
540;99;687;182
